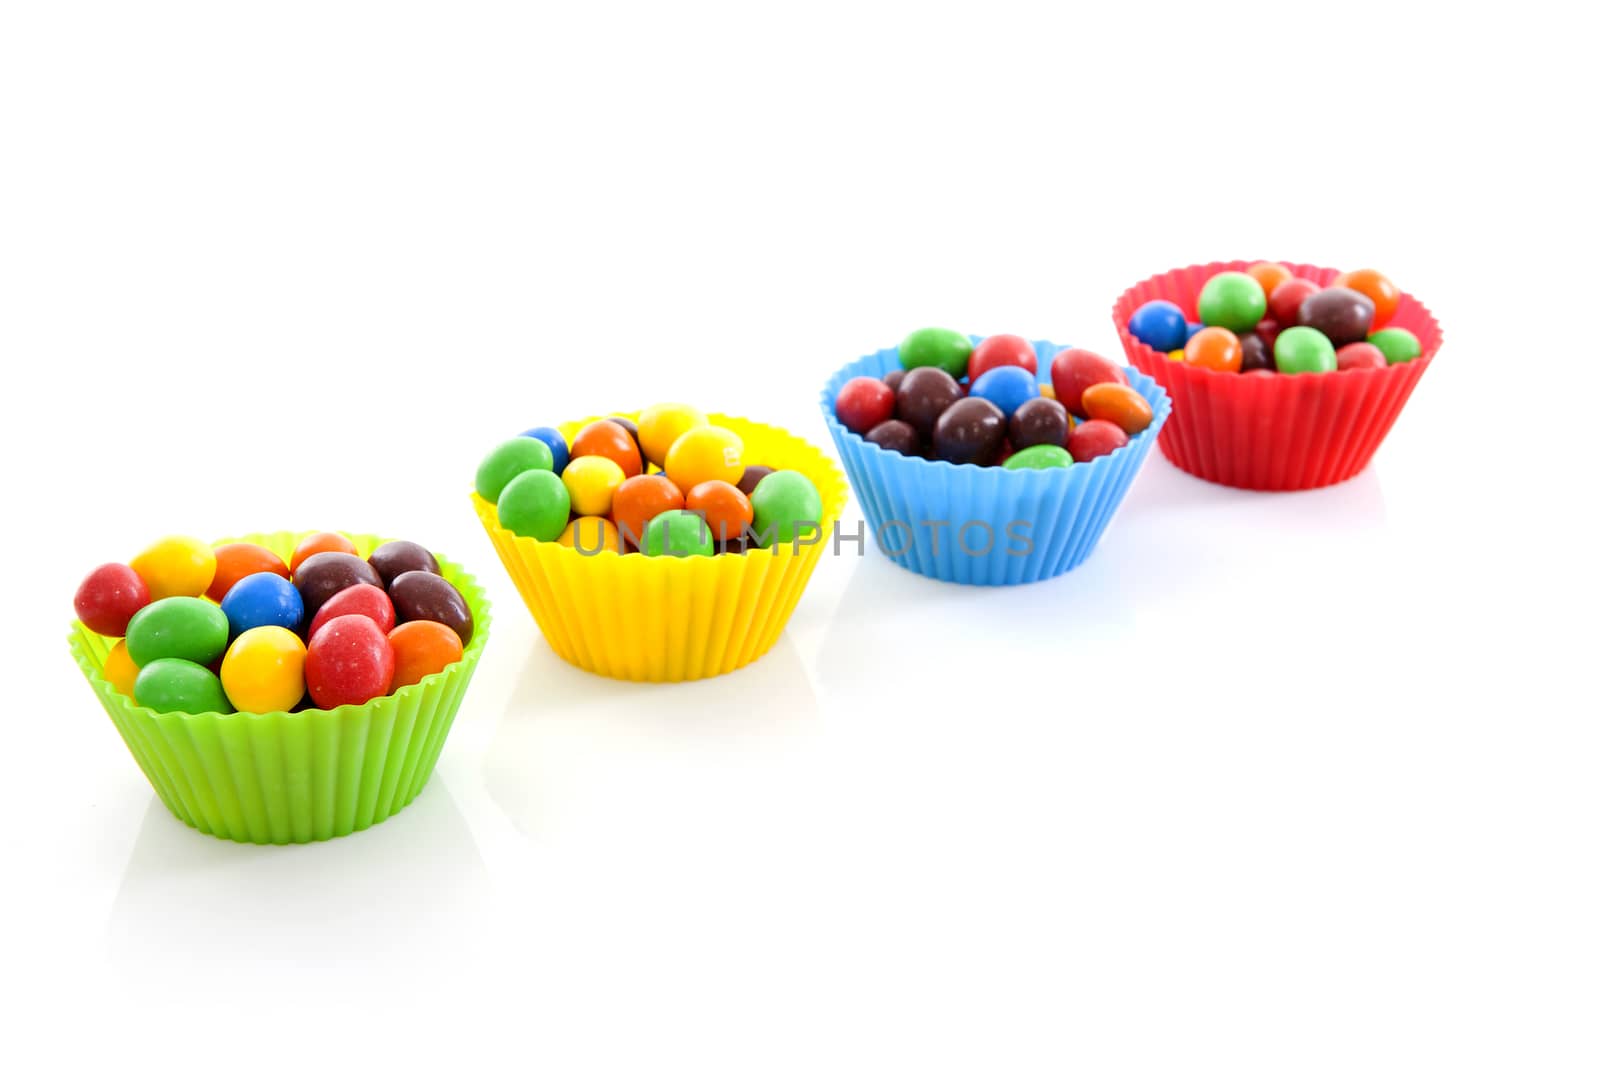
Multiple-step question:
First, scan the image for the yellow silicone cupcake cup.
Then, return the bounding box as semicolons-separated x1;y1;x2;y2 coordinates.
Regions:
68;532;489;845
473;413;847;683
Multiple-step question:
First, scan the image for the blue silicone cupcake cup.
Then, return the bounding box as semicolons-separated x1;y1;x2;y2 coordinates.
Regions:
820;340;1171;586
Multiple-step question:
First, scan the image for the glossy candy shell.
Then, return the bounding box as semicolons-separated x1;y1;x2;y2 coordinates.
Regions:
821;340;1170;586
68;532;489;845
1113;260;1443;491
472;413;847;683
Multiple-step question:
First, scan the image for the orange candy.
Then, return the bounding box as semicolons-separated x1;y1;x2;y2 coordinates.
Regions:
571;419;644;478
1183;326;1243;373
1246;261;1293;298
1333;268;1400;328
1080;382;1154;434
291;531;358;573
387;620;464;692
611;474;685;548
207;542;291;601
685;480;755;543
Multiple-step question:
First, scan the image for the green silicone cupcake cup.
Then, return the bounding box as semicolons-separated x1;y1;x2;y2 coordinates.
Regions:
68;532;491;845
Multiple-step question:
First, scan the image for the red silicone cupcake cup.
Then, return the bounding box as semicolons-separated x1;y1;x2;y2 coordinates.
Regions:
1112;260;1443;491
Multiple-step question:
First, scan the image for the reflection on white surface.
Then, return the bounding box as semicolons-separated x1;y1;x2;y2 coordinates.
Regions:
485;635;821;843
107;779;492;979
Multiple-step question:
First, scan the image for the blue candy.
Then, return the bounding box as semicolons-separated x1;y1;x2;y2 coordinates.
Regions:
1128;300;1189;352
1185;321;1204;343
220;572;304;639
520;426;570;475
969;365;1039;418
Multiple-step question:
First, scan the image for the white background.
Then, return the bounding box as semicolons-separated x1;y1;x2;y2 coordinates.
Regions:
2;2;1596;1064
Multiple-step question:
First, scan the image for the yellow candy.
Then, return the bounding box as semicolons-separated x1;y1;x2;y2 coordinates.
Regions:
637;403;709;469
103;639;139;698
558;516;621;555
220;625;306;714
1168;349;1185;360
664;425;744;493
562;455;627;516
1038;383;1056;400
130;535;217;600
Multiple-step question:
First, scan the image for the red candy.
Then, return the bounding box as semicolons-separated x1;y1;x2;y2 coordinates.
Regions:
309;583;396;638
1267;278;1320;329
1336;342;1388;371
74;563;151;637
834;377;896;434
1049;348;1128;417
967;334;1038;382
1065;419;1129;463
305;615;395;710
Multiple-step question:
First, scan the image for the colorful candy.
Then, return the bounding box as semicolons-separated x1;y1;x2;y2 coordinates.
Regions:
571;419;644;479
1080;382;1154;434
387;620;464;692
1297;287;1374;348
664;425;745;493
1238;333;1275;373
612;474;685;548
367;540;440;586
1368;327;1421;365
642;510;716;558
899;327;973;378
563;455;627;516
1184;326;1243;374
309;583;395;638
103;640;138;697
74;563;150;637
207;543;290;601
497;469;571;541
967;334;1038;380
1049;348;1128;417
1273;326;1337;374
290;532;358;573
1335;342;1388;371
559;516;621;554
895;366;963;437
1065;419;1129;463
1333;269;1400;329
1127;300;1188;352
1197;271;1267;333
220;626;306;714
686;480;755;544
293;552;383;618
736;466;774;496
125;596;230;668
968;365;1038;418
520;427;570;475
135;658;230;715
865;420;920;456
835;377;897;435
305;615;395;710
1003;444;1073;471
1267;277;1321;328
750;470;824;547
1008;397;1070;452
1246;261;1293;297
130;536;216;601
390;570;474;644
933;397;1007;466
220;572;304;638
637;403;709;468
476;437;555;504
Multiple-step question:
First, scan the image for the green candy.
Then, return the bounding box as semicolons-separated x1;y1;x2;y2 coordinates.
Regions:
1197;271;1267;332
125;597;229;668
1368;327;1422;365
899;327;973;378
1274;326;1337;375
476;437;554;504
750;469;823;548
497;469;570;541
641;509;715;558
1003;444;1074;471
134;658;231;715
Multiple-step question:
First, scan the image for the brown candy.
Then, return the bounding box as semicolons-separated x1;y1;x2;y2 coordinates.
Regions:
865;419;920;456
1238;333;1276;373
896;366;962;437
367;540;441;587
1297;288;1375;348
735;465;774;496
1008;396;1070;450
294;552;383;619
933;397;1007;465
389;571;474;645
882;369;906;393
